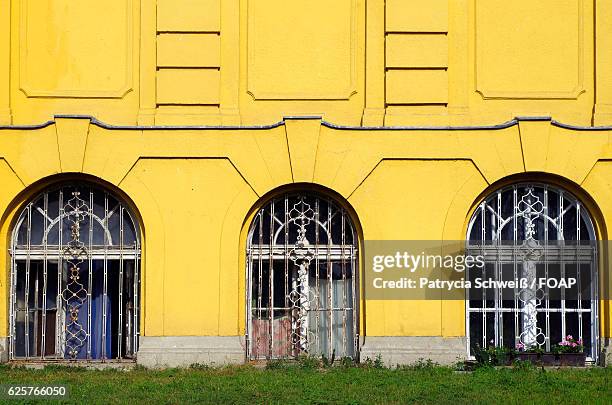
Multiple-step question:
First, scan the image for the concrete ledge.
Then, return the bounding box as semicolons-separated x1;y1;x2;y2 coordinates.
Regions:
137;336;244;368
360;336;467;366
0;337;7;363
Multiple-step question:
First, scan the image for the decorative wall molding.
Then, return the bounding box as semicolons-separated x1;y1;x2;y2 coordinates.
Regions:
246;0;358;100
475;0;585;100
18;0;134;98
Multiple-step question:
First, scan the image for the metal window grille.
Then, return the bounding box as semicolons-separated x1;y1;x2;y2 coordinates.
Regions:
246;193;359;360
9;184;141;361
466;183;598;362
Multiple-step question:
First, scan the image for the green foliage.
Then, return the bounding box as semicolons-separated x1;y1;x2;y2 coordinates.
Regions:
360;354;385;369
512;359;536;372
296;354;321;369
338;356;356;368
189;363;211;370
321;350;336;368
473;343;517;366
264;359;293;370
0;362;609;404
397;359;441;371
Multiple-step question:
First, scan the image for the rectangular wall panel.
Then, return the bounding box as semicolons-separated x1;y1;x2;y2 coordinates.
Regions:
157;69;220;104
386;0;448;32
386;70;448;104
157;0;220;32
157;34;220;68
386;34;448;68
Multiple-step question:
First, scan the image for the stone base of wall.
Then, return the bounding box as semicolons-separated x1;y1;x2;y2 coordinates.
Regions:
137;336;244;368
0;337;7;363
360;336;467;366
8;334;607;366
602;338;612;366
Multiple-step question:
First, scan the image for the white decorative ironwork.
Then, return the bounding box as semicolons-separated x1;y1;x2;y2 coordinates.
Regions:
517;187;545;349
247;193;358;360
466;183;598;362
9;184;141;361
287;198;317;354
62;192;89;358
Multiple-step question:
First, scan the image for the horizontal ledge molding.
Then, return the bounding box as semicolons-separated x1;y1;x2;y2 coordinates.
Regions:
2;115;612;132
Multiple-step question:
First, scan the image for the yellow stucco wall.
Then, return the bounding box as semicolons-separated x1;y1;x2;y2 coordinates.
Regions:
2;0;612;127
0;1;612;347
0;117;610;342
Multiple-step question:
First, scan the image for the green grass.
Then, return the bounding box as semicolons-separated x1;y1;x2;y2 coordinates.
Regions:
0;363;610;404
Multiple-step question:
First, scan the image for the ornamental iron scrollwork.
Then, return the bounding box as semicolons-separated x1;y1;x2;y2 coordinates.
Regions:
61;192;89;358
287;197;317;354
516;187;546;349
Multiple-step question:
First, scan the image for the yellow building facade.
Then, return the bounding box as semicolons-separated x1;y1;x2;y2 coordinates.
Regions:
0;0;611;366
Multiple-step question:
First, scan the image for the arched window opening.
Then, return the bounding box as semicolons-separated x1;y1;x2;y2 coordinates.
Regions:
246;193;359;360
9;183;141;361
466;183;598;362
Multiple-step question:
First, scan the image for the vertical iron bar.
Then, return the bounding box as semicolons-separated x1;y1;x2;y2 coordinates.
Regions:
257;210;263;358
24;204;31;358
33;267;39;357
87;190;93;360
8;218;17;359
57;190;64;358
496;188;501;346
134;240;140;357
352;230;358;357
268;200;274;358
102;193;109;361
314;198;320;355
576;202;583;345
327;199;333;357
246;244;252;359
559;192;566;341
341;208;347;356
513;187;519;347
544;186;550;351
41;193;49;359
118;205;125;359
481;199;487;349
284;196;289;356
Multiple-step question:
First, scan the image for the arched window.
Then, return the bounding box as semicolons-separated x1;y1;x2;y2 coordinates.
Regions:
466;183;598;362
9;183;141;361
246;193;359;360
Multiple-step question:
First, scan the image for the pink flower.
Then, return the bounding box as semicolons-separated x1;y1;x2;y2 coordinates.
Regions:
566;335;573;340
577;339;583;345
516;342;525;351
571;342;577;347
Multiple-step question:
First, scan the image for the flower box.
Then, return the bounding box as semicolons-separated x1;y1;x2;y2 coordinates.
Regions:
515;353;556;366
514;352;586;366
557;352;586;366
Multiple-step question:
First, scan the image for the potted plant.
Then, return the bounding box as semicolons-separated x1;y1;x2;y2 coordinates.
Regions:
552;335;586;366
